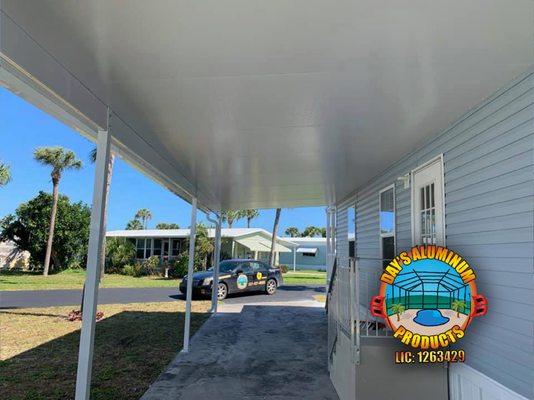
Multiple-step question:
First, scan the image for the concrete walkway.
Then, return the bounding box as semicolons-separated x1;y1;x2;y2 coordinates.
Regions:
141;300;339;400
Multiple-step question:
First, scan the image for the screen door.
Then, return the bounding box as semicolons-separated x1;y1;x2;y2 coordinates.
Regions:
412;157;445;246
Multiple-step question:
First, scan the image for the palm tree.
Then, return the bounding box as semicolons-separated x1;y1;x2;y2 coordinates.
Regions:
389;303;405;322
221;210;242;228
125;219;143;230
195;223;214;269
135;208;152;229
285;227;300;237
34;146;82;276
319;227;327;237
301;226;321;237
90;147;115;276
155;222;180;229
243;209;259;228
268;208;281;266
0;161;11;187
451;300;466;318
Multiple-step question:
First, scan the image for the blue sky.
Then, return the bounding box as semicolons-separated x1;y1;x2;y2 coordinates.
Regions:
0;88;327;233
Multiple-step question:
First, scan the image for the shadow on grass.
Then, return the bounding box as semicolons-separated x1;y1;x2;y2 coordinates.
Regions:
0;309;209;400
279;285;325;293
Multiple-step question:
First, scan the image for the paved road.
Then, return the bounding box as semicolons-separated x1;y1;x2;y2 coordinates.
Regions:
0;285;325;309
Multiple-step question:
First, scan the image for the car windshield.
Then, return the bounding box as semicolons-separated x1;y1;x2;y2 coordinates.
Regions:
212;260;242;273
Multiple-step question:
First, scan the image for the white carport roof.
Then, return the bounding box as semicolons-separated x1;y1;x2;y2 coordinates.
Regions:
1;1;532;210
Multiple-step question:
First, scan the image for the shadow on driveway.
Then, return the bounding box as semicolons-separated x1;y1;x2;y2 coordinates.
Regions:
141;304;338;400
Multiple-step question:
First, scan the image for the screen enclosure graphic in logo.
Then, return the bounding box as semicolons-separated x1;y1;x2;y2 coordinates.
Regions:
370;245;487;364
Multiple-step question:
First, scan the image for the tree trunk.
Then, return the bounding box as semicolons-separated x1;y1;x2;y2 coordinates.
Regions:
247;218;251;228
268;208;281;266
396;313;400;322
228;220;233;229
99;154;114;282
43;178;59;276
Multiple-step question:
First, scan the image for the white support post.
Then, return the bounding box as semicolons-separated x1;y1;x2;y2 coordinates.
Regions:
293;245;297;271
182;197;197;353
210;215;222;313
326;208;332;283
75;127;112;400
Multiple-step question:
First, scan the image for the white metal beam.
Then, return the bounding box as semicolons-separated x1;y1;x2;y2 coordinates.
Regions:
210;215;222;313
75;126;112;400
326;208;332;283
182;197;197;353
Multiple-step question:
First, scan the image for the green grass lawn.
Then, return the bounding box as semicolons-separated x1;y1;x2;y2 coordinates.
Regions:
0;268;326;291
0;269;181;291
0;301;210;399
283;269;326;285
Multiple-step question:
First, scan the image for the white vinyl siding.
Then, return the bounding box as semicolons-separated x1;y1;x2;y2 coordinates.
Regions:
350;71;534;398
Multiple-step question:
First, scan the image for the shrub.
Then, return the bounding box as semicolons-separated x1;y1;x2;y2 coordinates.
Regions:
169;254;189;278
277;264;289;273
105;237;136;273
122;264;141;277
141;256;160;276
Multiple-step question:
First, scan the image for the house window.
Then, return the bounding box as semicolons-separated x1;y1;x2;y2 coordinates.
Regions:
379;186;395;268
419;183;436;245
136;238;146;259
153;239;162;257
171;239;181;257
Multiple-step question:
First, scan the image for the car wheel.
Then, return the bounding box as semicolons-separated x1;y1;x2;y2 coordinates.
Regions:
217;282;228;300
265;278;277;295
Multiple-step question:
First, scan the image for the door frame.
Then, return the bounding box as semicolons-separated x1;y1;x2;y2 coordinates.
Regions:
410;154;446;246
378;183;396;262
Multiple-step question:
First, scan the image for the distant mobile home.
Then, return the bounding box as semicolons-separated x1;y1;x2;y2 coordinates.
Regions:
278;236;355;271
106;228;297;266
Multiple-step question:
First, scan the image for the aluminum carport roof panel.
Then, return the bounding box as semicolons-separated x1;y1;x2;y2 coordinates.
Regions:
1;1;533;210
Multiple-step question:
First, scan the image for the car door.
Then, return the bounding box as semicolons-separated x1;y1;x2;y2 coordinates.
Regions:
249;261;268;291
233;262;254;292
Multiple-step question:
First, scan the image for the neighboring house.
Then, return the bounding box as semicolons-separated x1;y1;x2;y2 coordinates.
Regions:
0;241;30;270
279;235;355;271
331;72;534;400
279;237;327;271
106;228;296;266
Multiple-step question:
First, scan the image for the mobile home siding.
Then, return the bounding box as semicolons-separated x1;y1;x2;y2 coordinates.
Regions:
278;241;327;270
353;72;534;399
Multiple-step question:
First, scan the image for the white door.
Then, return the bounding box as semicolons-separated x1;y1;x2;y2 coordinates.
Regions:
412;157;445;246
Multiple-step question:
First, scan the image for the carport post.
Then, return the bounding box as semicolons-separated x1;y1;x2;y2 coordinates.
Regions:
210;214;222;313
293;245;297;271
183;197;197;353
326;208;332;283
75;127;112;400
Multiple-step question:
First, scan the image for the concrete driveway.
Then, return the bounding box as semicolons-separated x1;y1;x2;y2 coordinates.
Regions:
141;299;338;400
0;285;325;308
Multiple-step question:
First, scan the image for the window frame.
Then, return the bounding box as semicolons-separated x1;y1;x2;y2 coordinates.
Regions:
379;184;396;263
410;154;446;247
